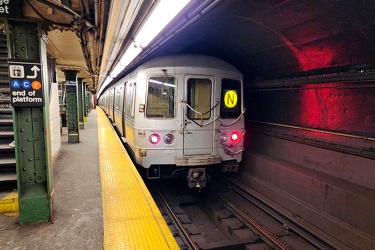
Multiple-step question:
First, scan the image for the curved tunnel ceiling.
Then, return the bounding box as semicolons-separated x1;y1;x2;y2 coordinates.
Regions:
19;0;375;92
121;0;375;85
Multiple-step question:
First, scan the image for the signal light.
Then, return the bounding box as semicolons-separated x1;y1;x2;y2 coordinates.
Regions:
149;134;161;144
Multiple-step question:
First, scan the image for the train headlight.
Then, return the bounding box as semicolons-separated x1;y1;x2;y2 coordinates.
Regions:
149;133;161;144
219;133;229;143
164;134;174;144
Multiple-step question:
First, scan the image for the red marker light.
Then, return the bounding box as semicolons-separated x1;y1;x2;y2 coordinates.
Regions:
231;132;239;141
149;134;160;144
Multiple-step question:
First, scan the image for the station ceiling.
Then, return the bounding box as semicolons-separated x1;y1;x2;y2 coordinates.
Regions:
20;0;375;92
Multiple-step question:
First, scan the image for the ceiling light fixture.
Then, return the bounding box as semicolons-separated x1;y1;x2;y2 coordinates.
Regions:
98;0;190;96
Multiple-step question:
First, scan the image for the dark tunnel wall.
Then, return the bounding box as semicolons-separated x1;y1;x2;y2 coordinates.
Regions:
246;81;375;137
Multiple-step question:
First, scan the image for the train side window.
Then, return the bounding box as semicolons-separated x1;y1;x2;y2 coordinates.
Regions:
187;78;212;120
146;76;176;118
220;79;242;118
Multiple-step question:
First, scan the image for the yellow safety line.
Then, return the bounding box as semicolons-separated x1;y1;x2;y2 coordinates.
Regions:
0;191;19;216
97;108;179;250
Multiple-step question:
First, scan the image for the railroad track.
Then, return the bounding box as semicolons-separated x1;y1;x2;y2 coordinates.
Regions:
148;177;340;249
218;176;350;250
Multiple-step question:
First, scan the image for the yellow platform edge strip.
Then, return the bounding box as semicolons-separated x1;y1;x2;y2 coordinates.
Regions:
0;191;19;216
97;108;179;250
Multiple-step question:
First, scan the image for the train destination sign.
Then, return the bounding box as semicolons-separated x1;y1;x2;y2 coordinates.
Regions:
9;62;43;107
223;90;238;108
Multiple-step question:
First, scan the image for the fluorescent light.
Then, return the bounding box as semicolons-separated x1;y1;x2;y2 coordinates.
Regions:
107;45;142;81
99;0;190;95
149;78;175;88
135;0;191;48
120;45;142;67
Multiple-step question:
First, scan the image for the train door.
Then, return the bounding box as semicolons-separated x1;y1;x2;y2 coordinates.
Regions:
183;75;215;155
108;88;115;122
114;85;124;136
122;82;127;138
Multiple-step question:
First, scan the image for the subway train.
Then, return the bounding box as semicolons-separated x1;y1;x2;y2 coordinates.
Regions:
97;54;245;188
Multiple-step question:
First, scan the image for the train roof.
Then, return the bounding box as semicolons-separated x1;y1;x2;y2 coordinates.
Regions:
138;54;241;74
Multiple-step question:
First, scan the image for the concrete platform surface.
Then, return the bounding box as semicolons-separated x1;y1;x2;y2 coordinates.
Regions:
0;110;103;250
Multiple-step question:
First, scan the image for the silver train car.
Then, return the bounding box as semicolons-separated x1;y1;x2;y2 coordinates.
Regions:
98;54;245;188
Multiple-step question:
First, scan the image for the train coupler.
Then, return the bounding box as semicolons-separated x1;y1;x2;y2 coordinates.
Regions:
187;168;206;189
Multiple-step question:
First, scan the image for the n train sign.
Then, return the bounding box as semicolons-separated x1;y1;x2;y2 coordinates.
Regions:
9;62;44;107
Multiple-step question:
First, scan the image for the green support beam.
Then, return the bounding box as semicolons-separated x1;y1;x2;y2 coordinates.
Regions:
6;20;53;224
88;92;93;110
64;70;79;143
83;82;88;121
13;108;50;223
77;78;84;129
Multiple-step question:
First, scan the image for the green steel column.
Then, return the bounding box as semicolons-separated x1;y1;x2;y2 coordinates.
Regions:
64;70;79;143
77;78;84;129
88;92;93;111
87;90;91;113
83;82;88;121
6;21;52;224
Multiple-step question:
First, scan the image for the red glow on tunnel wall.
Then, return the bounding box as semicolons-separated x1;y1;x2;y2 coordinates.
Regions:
282;37;345;130
282;37;335;71
297;83;362;132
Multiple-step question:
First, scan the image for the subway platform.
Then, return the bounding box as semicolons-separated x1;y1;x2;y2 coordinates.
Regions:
0;109;178;249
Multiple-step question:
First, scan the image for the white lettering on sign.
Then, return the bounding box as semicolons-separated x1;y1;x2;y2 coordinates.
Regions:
12;96;42;103
11;90;42;103
0;0;9;14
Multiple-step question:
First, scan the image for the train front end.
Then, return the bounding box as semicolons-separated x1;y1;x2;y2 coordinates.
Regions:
132;55;245;189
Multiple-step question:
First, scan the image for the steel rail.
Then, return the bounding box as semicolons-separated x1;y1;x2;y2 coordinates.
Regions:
153;185;200;250
216;194;289;250
220;176;340;250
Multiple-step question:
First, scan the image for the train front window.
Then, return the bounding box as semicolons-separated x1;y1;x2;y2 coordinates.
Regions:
220;79;242;118
187;78;212;120
146;77;176;118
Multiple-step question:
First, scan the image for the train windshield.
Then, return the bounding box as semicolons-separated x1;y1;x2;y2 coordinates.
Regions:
187;78;212;120
146;76;176;118
220;79;242;118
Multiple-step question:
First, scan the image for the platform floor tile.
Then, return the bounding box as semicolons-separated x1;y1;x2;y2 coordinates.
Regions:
97;108;179;250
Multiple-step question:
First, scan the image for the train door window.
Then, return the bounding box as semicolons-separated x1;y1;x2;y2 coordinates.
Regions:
220;79;242;118
131;83;136;117
187;78;212;120
115;87;122;111
146;76;176;118
122;82;129;117
125;82;135;117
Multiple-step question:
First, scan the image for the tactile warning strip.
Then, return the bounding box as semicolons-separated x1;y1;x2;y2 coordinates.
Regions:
97;108;179;249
